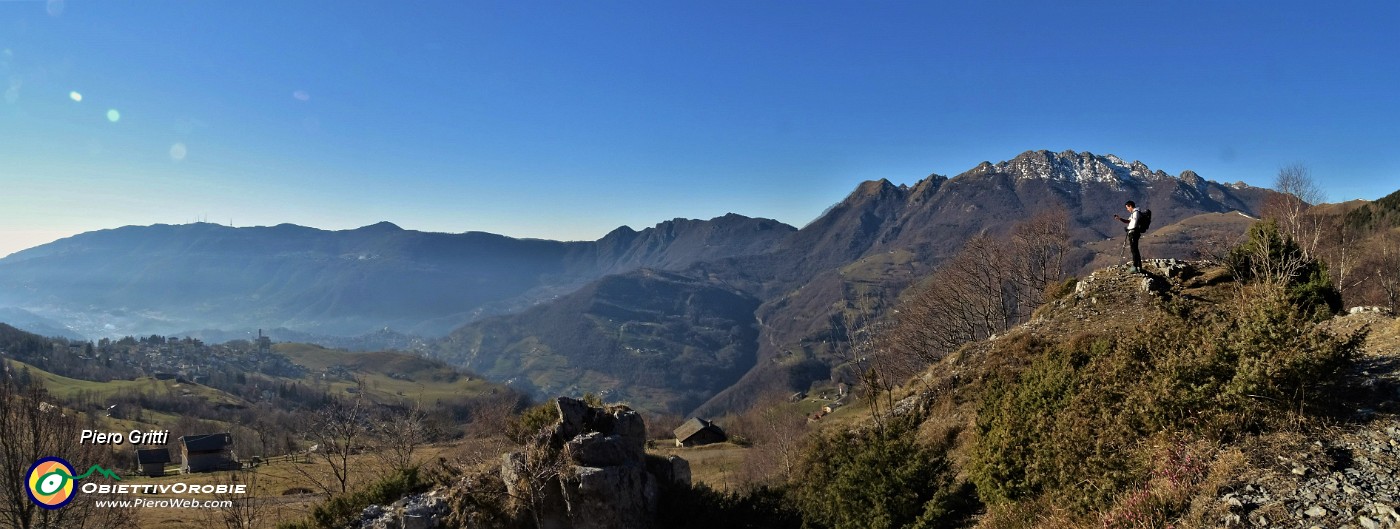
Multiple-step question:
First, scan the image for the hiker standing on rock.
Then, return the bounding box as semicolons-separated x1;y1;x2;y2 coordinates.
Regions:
1114;200;1147;273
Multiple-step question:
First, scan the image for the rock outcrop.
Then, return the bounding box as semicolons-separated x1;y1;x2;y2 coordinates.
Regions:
356;397;690;529
500;397;690;529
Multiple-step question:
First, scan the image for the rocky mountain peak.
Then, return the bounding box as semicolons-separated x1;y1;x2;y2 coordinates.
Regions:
851;178;901;198
1179;169;1205;190
991;149;1174;185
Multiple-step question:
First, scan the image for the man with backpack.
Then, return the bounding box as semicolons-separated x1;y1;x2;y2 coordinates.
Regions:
1113;201;1150;273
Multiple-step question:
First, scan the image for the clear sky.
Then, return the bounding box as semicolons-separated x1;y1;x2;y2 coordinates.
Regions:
2;1;1397;258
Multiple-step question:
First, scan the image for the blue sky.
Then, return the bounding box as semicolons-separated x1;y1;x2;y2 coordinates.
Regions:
2;1;1397;257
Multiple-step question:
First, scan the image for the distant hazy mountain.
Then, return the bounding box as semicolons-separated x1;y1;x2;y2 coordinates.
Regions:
0;215;794;338
0;307;86;340
429;150;1279;414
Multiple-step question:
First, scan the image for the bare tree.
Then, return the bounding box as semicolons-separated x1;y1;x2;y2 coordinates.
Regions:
1356;230;1400;311
502;432;572;529
203;469;265;529
884;210;1070;369
1316;214;1369;303
375;400;433;475
1264;163;1326;258
1010;209;1071;306
834;280;898;431
0;374;137;529
1377;232;1400;311
755;403;807;480
294;394;372;495
468;392;522;440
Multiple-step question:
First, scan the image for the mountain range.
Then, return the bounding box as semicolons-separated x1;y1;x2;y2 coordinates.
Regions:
433;150;1279;414
0;150;1281;414
0;213;793;338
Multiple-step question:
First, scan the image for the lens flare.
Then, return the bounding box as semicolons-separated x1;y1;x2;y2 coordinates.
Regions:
106;109;120;122
69;91;82;102
170;143;187;161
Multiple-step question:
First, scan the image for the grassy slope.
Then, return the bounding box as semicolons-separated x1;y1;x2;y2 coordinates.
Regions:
795;260;1389;527
4;358;244;405
6;345;506;529
8;342;499;409
275;343;497;404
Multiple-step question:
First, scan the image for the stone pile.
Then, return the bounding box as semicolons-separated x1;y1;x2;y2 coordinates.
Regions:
357;491;451;529
1216;420;1400;528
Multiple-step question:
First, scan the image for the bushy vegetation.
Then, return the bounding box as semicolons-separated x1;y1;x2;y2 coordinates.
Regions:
505;401;561;444
970;270;1360;515
1225;219;1342;318
789;417;975;529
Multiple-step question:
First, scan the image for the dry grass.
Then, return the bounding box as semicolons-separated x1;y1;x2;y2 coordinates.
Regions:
649;442;751;491
114;440;493;529
973;496;1087;529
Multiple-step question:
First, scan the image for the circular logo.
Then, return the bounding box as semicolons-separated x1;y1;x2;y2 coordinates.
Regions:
26;457;77;510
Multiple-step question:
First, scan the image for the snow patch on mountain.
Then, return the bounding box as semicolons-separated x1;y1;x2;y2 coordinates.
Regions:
993;149;1175;186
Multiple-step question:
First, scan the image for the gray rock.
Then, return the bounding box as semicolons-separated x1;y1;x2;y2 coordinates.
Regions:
359;504;394;529
1140;275;1168;294
402;493;448;525
568;432;637;468
501;397;687;529
500;452;526;491
645;455;691;487
1358;515;1380;529
555;397;592;442
1306;505;1329;517
612;409;647;456
1375;502;1399;522
564;465;658;529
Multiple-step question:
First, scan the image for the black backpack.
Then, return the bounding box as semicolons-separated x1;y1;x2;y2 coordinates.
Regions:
1136;209;1152;232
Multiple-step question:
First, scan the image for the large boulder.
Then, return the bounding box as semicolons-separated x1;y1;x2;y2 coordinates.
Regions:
499;397;682;529
645;455;691;487
564;465;658;529
567;432;634;468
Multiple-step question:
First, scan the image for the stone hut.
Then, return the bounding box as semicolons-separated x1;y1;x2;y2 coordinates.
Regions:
179;433;238;473
135;448;171;477
673;417;726;447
